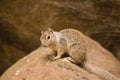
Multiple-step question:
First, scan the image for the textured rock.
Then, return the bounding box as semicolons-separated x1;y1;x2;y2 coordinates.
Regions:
1;46;120;80
0;0;120;76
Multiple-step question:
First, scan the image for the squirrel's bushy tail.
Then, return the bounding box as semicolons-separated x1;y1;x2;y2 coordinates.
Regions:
83;62;120;80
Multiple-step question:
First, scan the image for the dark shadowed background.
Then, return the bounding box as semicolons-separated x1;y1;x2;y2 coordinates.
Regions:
0;0;120;76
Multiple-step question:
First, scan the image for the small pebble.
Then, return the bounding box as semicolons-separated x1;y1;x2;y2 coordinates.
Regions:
15;70;20;76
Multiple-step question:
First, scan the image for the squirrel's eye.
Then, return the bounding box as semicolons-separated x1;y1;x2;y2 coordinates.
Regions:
47;35;50;40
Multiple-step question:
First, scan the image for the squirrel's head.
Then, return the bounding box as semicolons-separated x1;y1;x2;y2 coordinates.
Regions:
40;28;56;47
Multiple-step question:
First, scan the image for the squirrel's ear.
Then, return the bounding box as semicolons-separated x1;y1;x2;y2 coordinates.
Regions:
47;28;54;33
41;31;43;34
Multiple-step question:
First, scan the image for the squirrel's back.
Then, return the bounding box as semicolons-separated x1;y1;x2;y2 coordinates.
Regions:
60;29;86;64
60;29;85;48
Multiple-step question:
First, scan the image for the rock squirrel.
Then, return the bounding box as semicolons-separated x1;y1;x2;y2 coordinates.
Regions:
40;28;120;80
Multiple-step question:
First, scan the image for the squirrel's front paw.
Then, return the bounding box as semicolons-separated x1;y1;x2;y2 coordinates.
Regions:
52;55;60;61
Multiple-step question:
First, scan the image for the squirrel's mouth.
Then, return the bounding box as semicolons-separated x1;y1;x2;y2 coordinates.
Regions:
43;44;49;47
43;45;47;47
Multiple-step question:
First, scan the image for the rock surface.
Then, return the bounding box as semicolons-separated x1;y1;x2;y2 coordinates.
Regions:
0;43;120;80
0;47;100;80
0;0;120;76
